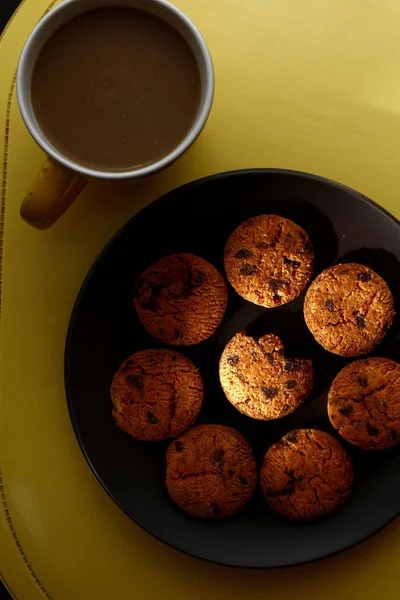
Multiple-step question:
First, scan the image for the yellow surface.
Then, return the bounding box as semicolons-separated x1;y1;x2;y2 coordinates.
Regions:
1;0;400;598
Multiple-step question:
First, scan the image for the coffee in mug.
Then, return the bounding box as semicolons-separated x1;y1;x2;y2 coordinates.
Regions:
31;7;202;171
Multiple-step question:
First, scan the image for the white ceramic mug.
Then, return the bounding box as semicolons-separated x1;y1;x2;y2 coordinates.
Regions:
17;0;214;229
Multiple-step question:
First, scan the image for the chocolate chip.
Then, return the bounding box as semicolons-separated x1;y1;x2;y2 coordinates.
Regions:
390;430;398;440
239;263;257;276
227;354;240;366
272;231;281;244
366;421;379;436
141;297;159;312
127;375;143;390
357;376;368;387
251;349;260;361
171;355;177;361
339;405;353;416
191;270;205;287
146;411;158;424
182;270;205;297
239;476;248;485
357;271;372;282
175;441;184;452
269;278;283;293
285;379;297;389
211;503;222;517
304;242;313;254
175;329;183;339
234;248;253;259
284;359;301;372
273;294;282;304
213;450;224;468
286;431;298;443
150;283;163;298
265;352;274;364
325;298;335;312
284;256;301;268
281;481;296;497
356;316;366;329
261;386;278;399
228;469;234;476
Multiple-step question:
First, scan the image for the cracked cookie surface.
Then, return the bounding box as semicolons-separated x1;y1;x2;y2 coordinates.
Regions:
328;357;400;450
304;263;394;356
166;424;257;519
261;429;354;520
219;331;313;420
133;253;227;346
111;349;203;441
223;215;314;307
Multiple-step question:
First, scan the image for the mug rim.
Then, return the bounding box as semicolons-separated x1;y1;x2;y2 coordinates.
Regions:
16;0;214;180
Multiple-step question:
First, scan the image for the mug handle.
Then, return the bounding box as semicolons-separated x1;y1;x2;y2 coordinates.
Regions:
20;157;87;229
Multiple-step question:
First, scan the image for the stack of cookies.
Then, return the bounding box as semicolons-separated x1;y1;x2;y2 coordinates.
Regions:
110;214;400;523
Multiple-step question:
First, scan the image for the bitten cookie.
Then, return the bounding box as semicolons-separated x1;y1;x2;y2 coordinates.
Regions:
260;429;354;521
111;349;203;441
224;215;314;307
219;331;313;420
133;254;228;346
304;263;394;357
328;357;400;450
166;424;257;519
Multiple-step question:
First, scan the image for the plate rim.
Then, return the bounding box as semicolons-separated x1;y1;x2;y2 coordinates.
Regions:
64;168;400;568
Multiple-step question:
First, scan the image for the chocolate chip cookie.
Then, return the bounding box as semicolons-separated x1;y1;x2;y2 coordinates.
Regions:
219;331;313;420
260;429;354;520
224;215;314;307
133;254;228;346
328;357;400;450
111;349;203;441
304;263;394;357
166;424;257;519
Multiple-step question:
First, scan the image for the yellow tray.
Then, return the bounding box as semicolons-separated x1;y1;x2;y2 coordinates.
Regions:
1;0;400;598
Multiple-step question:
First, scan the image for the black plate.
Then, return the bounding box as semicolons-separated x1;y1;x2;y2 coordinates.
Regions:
65;169;400;568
